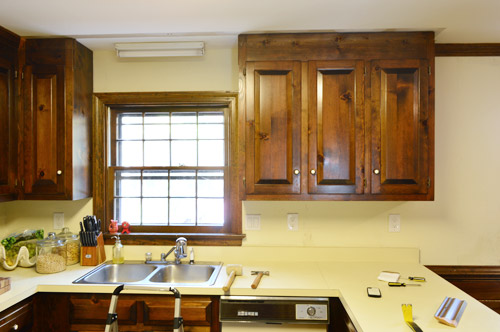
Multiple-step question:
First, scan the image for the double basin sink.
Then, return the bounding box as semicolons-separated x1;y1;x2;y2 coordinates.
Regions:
73;260;223;287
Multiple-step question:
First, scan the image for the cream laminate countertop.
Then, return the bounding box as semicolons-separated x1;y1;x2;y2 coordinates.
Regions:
0;247;499;332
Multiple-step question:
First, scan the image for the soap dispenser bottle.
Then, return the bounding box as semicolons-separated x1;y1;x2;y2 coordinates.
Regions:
111;236;124;264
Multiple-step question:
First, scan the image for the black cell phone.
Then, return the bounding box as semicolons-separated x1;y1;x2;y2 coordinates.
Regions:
367;287;382;298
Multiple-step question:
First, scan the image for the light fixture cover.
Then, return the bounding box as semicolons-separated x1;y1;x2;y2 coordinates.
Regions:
114;41;205;58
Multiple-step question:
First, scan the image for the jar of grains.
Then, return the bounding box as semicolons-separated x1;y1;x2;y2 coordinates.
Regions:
36;232;67;273
56;227;80;265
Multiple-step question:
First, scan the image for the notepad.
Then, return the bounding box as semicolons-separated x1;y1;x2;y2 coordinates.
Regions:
377;271;400;282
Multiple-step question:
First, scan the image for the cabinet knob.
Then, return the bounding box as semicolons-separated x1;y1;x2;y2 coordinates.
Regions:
39;170;45;177
294;169;300;175
57;170;62;175
12;324;19;330
373;169;380;175
310;169;316;175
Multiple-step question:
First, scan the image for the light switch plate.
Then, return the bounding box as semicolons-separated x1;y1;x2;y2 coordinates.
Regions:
287;213;299;231
53;212;64;230
245;214;261;230
388;214;401;232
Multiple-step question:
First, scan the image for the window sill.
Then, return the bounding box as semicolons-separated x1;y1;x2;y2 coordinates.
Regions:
103;232;245;246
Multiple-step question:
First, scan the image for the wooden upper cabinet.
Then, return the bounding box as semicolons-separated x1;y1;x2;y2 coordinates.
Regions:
23;38;93;200
239;32;434;201
245;61;301;194
0;27;20;202
308;60;365;194
370;59;430;195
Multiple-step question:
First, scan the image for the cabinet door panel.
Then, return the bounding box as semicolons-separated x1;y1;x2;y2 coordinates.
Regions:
371;59;429;195
245;61;301;194
23;65;66;196
309;60;364;194
0;58;16;199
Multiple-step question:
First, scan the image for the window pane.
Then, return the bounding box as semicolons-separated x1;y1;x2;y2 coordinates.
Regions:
171;124;197;139
198;171;224;197
118;113;142;124
143;171;169;197
115;171;141;197
170;198;196;225
118;141;143;166
144;112;170;124
115;198;141;225
143;198;168;225
118;124;142;140
170;171;195;197
171;112;196;124
171;140;197;166
198;140;224;166
199;124;224;139
144;125;170;139
144;141;170;166
198;198;224;225
199;112;224;123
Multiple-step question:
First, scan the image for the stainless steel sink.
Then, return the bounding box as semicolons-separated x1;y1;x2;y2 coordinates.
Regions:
149;264;218;284
73;260;222;287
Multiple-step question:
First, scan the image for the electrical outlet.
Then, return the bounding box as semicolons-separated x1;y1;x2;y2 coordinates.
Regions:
388;214;401;233
53;212;64;230
287;213;299;231
245;214;261;230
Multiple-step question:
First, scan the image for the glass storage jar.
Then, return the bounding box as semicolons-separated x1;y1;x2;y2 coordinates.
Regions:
56;227;80;265
36;232;67;273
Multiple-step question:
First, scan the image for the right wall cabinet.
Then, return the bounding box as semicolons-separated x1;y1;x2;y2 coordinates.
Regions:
239;32;434;201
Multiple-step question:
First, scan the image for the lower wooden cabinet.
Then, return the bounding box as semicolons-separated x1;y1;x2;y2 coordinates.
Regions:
0;296;33;332
33;292;220;332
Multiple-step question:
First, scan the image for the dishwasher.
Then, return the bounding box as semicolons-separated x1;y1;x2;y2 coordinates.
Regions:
220;296;329;332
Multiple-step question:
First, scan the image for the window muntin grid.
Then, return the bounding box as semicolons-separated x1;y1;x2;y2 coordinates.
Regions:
112;109;226;226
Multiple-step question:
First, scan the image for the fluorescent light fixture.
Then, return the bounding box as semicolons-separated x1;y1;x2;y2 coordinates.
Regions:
114;41;205;58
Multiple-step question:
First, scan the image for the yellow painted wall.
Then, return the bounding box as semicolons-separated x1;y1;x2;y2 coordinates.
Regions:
2;48;500;266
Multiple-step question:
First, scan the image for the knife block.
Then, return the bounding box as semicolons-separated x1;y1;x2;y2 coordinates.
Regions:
80;232;106;266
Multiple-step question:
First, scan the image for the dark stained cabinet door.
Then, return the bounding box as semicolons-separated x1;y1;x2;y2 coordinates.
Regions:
22;38;92;200
245;61;301;194
308;60;365;194
370;59;430;195
23;64;66;197
0;27;19;202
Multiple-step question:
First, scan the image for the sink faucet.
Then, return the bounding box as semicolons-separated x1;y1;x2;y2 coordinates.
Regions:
161;237;188;264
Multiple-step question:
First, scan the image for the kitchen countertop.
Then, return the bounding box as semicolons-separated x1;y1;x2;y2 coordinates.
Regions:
1;247;499;331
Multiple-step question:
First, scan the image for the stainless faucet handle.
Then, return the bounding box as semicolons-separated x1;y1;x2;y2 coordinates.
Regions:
175;237;188;258
160;252;167;261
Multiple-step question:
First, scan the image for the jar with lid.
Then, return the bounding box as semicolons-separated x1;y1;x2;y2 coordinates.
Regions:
56;227;80;265
36;232;67;273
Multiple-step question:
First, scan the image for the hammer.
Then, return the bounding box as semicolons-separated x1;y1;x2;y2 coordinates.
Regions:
251;270;269;289
222;264;243;292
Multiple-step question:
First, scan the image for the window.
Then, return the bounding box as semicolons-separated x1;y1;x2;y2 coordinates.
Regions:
93;92;243;245
111;108;226;227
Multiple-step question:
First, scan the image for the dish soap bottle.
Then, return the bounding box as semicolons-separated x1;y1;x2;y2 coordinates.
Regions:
111;236;124;264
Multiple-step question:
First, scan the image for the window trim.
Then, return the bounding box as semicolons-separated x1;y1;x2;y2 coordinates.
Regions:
93;92;244;246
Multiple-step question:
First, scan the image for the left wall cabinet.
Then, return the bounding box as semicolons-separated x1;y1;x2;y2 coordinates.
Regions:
0;26;20;202
0;25;93;201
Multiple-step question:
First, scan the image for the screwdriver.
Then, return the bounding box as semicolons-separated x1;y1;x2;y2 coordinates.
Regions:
388;282;421;287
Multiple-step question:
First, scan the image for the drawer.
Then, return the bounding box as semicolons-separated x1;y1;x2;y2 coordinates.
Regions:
144;295;212;326
0;297;33;332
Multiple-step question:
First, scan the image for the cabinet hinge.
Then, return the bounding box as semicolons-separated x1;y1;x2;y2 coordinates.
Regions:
14;70;18;79
427;177;431;188
14;179;18;186
21;179;24;187
363;178;367;187
364;66;367;75
243;68;246;76
428;66;431;75
243;177;246;188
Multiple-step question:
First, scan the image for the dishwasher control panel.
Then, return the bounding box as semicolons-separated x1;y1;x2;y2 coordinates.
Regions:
220;296;329;324
296;303;328;320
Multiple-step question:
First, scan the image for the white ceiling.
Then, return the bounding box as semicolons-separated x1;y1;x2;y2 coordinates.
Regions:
1;0;499;51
